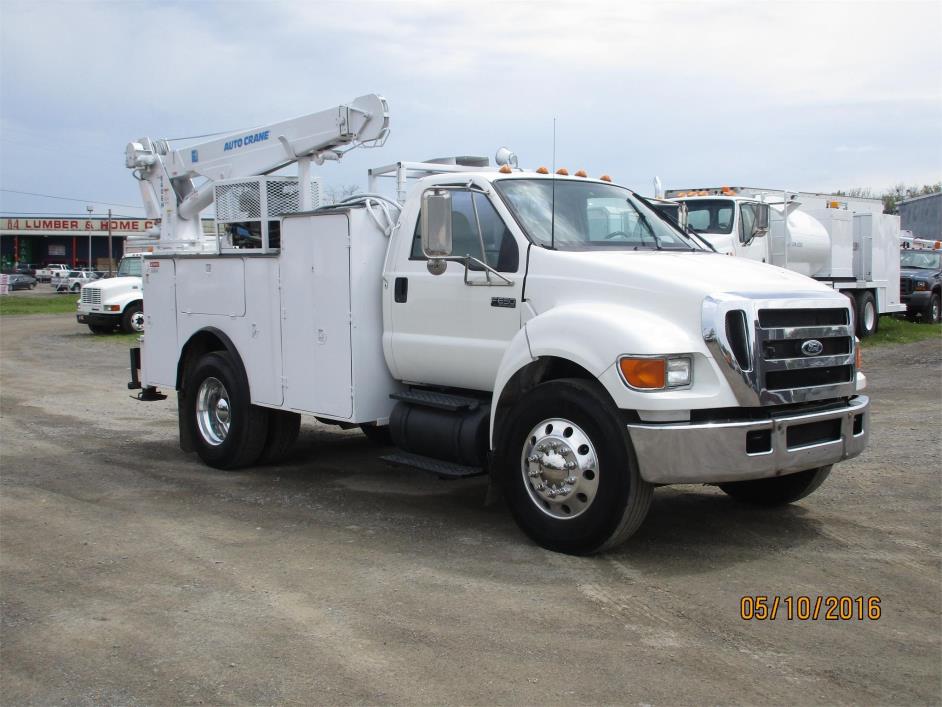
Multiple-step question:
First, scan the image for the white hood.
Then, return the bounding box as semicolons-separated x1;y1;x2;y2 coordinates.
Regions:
85;276;142;295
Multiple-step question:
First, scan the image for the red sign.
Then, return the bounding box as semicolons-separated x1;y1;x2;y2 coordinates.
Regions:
1;217;157;235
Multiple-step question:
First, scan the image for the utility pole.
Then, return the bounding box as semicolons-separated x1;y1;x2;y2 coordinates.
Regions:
86;205;93;269
107;208;113;275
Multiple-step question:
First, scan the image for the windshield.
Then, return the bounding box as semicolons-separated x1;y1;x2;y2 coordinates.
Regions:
901;250;941;269
685;199;735;234
494;179;701;251
117;257;143;277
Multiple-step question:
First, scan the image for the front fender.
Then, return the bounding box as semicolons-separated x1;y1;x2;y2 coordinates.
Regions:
488;303;732;447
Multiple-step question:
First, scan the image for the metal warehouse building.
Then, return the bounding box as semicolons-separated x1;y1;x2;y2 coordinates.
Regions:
898;192;942;240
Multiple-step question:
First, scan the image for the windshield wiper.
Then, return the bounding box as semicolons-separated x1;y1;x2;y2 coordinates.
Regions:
633;207;662;251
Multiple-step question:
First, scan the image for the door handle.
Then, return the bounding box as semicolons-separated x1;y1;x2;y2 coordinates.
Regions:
394;277;408;303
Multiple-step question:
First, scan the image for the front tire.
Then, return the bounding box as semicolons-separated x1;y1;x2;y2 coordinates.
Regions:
719;466;832;506
183;351;269;470
495;378;652;555
923;292;941;324
855;291;878;337
121;302;144;333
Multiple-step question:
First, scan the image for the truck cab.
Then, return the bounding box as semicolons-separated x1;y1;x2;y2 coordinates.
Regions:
76;254;144;333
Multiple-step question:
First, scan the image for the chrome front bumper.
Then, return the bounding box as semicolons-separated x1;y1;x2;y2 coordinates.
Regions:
626;396;869;484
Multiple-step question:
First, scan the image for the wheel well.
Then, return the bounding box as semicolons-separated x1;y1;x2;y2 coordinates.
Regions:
176;328;237;392
493;356;601;448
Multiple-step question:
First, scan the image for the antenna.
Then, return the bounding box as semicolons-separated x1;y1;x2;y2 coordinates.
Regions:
551;117;557;250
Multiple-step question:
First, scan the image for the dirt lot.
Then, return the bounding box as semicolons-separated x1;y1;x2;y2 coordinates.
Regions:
1;312;940;705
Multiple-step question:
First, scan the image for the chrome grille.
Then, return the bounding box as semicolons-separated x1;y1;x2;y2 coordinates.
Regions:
703;295;857;405
80;287;101;305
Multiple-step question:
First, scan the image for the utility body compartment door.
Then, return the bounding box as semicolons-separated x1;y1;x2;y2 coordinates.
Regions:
141;258;177;388
280;213;353;418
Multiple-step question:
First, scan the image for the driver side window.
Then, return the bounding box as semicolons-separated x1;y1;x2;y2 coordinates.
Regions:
411;190;519;272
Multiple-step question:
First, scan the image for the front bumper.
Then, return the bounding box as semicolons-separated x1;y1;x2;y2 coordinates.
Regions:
626;395;869;484
77;312;119;326
901;291;931;311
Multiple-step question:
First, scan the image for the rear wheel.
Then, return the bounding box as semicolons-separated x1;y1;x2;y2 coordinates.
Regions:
184;351;268;470
121;302;144;333
855;291;878;337
719;466;831;506
258;409;301;464
360;423;393;446
495;378;652;555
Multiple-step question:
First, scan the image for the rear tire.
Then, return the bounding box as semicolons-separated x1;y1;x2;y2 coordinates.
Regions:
258;410;301;464
719;466;832;506
121;302;144;333
183;351;268;470
495;378;652;555
360;423;393;446
855;291;878;337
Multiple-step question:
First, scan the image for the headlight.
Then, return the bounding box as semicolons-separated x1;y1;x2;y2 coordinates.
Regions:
915;281;929;291
618;355;692;390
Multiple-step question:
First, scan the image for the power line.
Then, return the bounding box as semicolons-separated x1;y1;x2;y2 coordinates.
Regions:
0;211;143;217
0;189;143;210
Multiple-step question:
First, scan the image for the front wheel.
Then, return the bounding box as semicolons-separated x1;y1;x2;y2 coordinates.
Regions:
183;351;269;469
719;466;831;506
923;292;941;324
121;302;144;333
495;378;652;555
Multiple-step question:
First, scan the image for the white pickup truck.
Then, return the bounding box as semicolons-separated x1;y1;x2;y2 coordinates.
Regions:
35;264;69;283
126;97;870;555
76;255;144;333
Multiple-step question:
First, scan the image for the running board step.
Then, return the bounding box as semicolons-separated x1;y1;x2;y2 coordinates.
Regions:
380;451;485;480
390;389;485;412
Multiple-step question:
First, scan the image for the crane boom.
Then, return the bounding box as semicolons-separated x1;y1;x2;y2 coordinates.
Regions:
126;94;389;246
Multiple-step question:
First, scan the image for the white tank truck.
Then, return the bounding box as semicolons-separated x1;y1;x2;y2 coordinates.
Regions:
122;96;870;555
662;186;905;337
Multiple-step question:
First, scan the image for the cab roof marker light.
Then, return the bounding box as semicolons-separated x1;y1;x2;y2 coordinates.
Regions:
574;169;587;178
556;168;569;176
536;166;549;174
599;174;612;182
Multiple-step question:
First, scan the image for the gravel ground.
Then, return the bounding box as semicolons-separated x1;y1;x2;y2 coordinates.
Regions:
1;313;940;705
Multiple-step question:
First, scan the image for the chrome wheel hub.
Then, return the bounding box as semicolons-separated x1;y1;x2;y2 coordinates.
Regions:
130;310;145;332
521;418;599;519
196;377;230;446
864;301;875;331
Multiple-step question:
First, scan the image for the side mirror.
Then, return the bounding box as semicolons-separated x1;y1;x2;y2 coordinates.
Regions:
754;203;769;238
421;190;453;270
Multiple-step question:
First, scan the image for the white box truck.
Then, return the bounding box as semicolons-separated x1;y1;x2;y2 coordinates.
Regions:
125;96;870;555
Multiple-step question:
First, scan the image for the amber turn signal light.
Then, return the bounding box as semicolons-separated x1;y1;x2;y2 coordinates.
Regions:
619;357;666;389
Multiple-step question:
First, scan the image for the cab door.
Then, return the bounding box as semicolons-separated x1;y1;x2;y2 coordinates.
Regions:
387;187;524;392
736;201;771;263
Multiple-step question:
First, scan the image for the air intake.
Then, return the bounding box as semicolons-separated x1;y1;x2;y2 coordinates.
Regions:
725;310;751;371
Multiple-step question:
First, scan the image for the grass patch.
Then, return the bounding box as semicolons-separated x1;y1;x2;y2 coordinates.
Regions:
864;316;942;347
0;293;78;315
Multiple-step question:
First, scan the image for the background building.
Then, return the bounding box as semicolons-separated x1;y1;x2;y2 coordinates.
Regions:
897;192;942;240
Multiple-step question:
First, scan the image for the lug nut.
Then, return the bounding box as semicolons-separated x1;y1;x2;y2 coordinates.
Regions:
566;476;576;485
565;461;576;469
528;470;540;478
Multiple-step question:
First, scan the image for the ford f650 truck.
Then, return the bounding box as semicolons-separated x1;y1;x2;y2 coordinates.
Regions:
126;95;869;555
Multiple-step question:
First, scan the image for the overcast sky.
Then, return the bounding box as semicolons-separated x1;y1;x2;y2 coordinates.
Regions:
1;0;939;216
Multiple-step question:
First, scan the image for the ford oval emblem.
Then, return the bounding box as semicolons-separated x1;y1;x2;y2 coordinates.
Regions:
801;339;824;356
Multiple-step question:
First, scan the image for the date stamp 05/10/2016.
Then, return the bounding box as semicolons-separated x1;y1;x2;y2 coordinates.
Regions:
740;595;882;621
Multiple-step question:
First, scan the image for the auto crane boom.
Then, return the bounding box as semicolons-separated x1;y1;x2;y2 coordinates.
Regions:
125;94;389;245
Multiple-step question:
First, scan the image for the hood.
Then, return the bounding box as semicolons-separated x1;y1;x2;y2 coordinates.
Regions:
528;248;836;299
84;276;142;294
900;267;939;279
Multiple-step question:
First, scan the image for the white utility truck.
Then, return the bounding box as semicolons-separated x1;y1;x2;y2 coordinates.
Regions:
664;187;905;337
76;253;146;333
125;95;870;555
